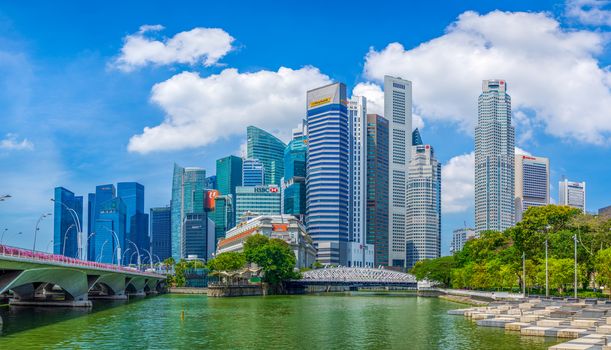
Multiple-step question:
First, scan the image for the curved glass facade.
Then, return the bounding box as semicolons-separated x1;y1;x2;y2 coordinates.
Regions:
246;126;286;186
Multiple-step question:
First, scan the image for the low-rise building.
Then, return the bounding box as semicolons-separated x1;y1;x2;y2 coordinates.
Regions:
217;215;316;269
450;227;477;255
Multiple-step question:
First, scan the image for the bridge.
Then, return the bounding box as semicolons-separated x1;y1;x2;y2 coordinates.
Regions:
0;245;166;307
296;267;417;288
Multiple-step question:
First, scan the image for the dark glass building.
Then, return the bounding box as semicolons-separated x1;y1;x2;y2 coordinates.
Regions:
92;197;126;264
118;182;149;265
216;155;242;227
53;187;83;258
366;114;389;267
283;136;307;220
242;158;264;187
247;126;286;186
150;206;172;261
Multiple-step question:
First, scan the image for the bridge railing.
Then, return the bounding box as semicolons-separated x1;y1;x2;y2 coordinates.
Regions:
0;244;162;278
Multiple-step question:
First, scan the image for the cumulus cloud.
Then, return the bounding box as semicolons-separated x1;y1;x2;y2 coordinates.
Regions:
0;133;33;151
514;146;531;156
113;25;235;72
128;67;331;153
360;10;611;144
566;0;611;26
352;82;424;130
442;152;474;213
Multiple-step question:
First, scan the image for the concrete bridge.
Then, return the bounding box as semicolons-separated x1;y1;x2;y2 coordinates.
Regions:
0;245;166;307
296;267;417;289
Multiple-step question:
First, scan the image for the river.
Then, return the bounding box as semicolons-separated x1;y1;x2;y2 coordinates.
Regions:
0;293;561;349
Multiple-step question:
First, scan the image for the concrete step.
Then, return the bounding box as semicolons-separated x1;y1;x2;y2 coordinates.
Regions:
520;314;543;322
597;325;611;334
521;326;560;337
505;322;533;331
471;312;496;320
572;320;602;328
537;319;570;327
476;317;517;328
549;343;602;350
557;328;591;339
447;309;467;315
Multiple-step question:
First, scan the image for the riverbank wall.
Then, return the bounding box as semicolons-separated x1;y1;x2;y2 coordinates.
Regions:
169;287;208;294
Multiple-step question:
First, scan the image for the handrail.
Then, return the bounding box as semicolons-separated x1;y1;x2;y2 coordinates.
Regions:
0;244;164;278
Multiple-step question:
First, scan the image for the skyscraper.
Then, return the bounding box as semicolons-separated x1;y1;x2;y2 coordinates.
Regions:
450;227;477;255
559;179;586;213
242;158;265;187
347;96;373;267
212;194;233;243
88;184;118;262
475;79;515;233
53;187;83;258
235;185;281;222
306;83;350;265
515;155;550;222
92;197;126;264
366;114;389;267
406;142;441;269
150;206;172;262
282;135;307;220
171;164;206;260
216;156;242;202
247;126;287;186
117;182;148;265
384;76;412;268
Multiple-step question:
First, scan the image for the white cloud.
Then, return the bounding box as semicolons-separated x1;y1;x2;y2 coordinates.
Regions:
514;146;531;156
566;0;611;26
128;67;331;153
0;133;33;151
352;82;425;130
442;152;474;213
113;25;235;72
361;10;611;145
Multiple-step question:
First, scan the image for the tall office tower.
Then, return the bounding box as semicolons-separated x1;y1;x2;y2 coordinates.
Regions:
242;158;265;187
514;155;550;222
53;187;83;258
406;142;441;269
306;83;350;265
559;179;586;213
206;176;217;190
475;79;515;233
212;194;233;242
384;76;412;268
247;126;287;186
366;114;389;267
292;120;308;139
216;155;242;227
347;96;373;267
92;197;126;264
88;184;117;261
118;182;148;265
450;227;476;255
150;206;171;262
412;128;423;146
171;164;206;260
283;135;307;221
235;185;281;222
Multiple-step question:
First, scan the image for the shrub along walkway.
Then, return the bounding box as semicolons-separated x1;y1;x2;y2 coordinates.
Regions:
449;298;611;350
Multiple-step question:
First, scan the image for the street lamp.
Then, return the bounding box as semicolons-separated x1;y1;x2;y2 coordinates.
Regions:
0;194;11;201
143;248;153;269
126;239;141;266
574;233;578;299
122;248;131;264
62;224;75;256
33;213;52;252
97;240;109;262
1;229;7;245
103;227;121;266
544;224;551;298
51;198;83;259
46;240;54;252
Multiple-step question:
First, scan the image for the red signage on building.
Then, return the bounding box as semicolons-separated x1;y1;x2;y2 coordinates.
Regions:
204;190;219;212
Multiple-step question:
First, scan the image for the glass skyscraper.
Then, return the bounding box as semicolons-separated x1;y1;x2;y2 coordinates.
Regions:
171;164;206;260
475;79;515;233
306;83;350;265
366;114;389;267
559;179;586;213
235;185;281;222
247;126;286;186
88;184;118;262
92;197;126;264
150;206;172;262
242;158;265;187
216;155;242;227
212;195;233;243
406;142;441;269
117;182;148;265
515;155;550;222
282;135;307;220
384;76;412;268
53;187;83;258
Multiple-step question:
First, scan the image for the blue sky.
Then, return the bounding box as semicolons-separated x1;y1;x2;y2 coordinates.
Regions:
0;0;610;255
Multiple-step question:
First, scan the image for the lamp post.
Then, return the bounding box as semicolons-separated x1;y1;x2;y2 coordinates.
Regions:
103;227;121;266
46;240;54;252
1;229;7;245
126;239;141;267
33;213;52;252
143;248;153;269
574;233;578;299
86;232;96;261
122;248;131;264
62;224;75;256
522;251;526;297
544;224;551;298
0;194;11;201
97;240;109;263
51;198;83;259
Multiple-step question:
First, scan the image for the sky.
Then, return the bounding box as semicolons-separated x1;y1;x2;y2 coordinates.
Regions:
0;0;610;255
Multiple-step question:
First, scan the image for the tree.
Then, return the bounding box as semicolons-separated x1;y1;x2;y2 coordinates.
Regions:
243;235;300;292
595;247;611;295
410;256;455;287
206;252;246;272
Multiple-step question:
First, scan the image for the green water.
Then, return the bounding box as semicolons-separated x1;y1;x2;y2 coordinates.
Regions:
0;293;561;349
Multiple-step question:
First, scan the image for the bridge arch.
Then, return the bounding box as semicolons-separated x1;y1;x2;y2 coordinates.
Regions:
0;268;89;301
300;267;417;286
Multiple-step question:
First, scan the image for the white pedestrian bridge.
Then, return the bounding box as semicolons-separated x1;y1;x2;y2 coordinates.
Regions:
297;267;417;287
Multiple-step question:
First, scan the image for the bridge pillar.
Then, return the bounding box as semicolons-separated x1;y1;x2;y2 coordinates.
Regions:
126;277;147;297
88;273;128;300
0;268;91;307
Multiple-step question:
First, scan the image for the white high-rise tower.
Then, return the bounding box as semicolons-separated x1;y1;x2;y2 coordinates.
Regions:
475;79;515;233
384;76;412;268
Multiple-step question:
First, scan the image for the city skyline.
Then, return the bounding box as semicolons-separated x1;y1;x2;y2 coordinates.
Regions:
2;1;611;256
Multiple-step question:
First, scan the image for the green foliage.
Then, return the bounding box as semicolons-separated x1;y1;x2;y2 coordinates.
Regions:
243;235;300;290
416;205;611;293
206;252;246;272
